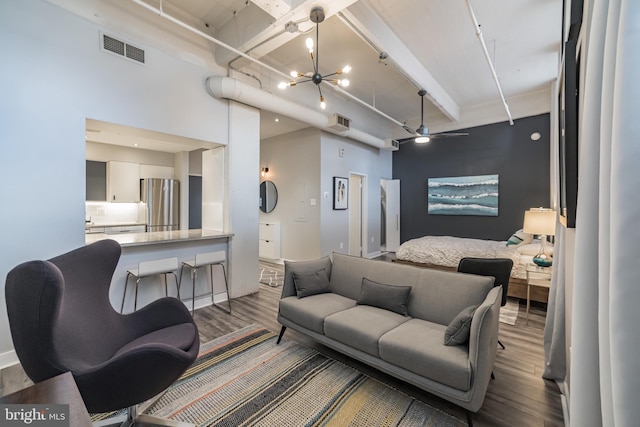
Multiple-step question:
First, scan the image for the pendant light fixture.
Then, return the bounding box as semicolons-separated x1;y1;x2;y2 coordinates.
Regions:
277;7;351;110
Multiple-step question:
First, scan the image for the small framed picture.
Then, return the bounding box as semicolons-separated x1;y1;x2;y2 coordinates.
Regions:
333;177;348;210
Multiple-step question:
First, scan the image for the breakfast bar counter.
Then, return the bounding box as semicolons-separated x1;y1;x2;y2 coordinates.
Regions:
85;228;233;247
87;229;235;314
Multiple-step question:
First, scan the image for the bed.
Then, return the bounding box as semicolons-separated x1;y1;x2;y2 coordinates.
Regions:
394;233;552;303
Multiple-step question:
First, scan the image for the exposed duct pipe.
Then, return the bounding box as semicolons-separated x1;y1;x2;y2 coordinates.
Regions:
465;0;514;125
129;0;402;133
207;77;385;149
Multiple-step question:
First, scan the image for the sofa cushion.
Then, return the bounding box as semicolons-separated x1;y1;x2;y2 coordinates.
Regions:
293;268;330;298
357;278;411;316
279;293;356;334
330;253;493;325
283;257;332;298
444;305;478;346
324;305;410;357
379;318;472;391
329;253;421;301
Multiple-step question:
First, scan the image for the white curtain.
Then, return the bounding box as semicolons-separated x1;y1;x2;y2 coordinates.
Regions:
568;0;640;426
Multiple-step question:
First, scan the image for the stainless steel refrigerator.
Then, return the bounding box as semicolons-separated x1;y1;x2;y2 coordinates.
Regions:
141;178;180;232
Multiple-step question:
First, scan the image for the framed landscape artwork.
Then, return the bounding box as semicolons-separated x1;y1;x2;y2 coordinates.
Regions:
333;177;348;210
427;174;499;216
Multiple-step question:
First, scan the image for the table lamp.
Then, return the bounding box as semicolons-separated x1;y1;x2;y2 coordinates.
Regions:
523;208;556;267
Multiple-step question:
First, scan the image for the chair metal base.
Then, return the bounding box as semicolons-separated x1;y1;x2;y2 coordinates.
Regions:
111;392;195;427
105;405;194;427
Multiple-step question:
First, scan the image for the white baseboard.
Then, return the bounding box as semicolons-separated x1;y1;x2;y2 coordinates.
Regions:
366;250;382;259
0;349;20;370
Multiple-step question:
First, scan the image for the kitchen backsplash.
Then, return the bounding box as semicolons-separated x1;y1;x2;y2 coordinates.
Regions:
85;201;145;225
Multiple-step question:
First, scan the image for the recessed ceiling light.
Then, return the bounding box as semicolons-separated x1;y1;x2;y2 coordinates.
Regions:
133;143;139;147
530;132;541;141
274;118;279;122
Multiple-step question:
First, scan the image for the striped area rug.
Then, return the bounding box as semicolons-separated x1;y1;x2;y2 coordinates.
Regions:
143;324;465;426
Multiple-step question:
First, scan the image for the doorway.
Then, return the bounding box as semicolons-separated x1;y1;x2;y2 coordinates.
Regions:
348;173;367;257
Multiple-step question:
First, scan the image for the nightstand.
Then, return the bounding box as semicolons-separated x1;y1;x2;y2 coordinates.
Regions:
525;264;552;324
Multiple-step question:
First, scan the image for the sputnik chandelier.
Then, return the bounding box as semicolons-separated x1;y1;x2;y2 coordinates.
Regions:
277;7;351;109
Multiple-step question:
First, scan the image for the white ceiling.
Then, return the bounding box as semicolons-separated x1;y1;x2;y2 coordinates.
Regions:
81;0;562;149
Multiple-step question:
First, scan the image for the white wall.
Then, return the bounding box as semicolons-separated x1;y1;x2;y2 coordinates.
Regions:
226;102;260;297
260;128;392;261
0;0;239;362
320;133;393;258
260;128;322;261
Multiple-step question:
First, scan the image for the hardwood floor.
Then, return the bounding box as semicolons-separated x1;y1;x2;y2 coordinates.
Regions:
0;261;564;427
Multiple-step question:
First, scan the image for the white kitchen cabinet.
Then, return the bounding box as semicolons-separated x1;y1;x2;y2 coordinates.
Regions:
107;161;140;202
259;223;280;260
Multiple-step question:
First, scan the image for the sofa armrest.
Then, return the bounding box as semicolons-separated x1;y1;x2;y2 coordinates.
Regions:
466;285;502;412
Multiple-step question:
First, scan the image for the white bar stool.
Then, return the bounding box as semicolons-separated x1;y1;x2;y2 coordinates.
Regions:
121;257;179;313
179;250;231;315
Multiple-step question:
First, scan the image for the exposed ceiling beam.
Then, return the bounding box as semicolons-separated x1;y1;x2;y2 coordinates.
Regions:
339;1;460;122
215;0;358;66
250;0;293;20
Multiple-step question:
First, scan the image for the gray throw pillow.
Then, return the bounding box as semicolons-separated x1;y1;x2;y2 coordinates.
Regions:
284;257;332;298
357;277;411;316
292;268;330;298
444;305;479;346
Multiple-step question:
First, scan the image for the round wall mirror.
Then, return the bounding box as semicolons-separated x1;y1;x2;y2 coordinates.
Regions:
259;180;278;213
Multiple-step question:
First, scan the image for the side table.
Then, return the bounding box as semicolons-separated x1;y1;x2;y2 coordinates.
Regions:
0;371;92;427
525;264;552;324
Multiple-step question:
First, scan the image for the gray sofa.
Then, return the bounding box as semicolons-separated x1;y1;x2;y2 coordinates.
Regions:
276;253;502;422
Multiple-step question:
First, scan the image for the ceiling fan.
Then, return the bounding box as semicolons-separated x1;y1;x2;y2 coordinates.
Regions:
398;90;469;144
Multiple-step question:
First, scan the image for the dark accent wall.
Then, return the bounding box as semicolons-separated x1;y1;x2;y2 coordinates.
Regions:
393;114;550;242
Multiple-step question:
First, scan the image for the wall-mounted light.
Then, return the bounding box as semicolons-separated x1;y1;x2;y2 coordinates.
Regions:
261;167;269;177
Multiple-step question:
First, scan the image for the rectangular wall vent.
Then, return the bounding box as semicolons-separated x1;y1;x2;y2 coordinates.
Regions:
101;33;145;65
383;138;399;151
328;114;351;131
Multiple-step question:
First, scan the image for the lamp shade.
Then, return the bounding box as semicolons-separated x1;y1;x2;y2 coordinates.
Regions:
523;208;556;236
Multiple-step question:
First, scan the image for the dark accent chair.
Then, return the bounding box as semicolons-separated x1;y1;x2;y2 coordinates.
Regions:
5;239;199;426
457;257;514;350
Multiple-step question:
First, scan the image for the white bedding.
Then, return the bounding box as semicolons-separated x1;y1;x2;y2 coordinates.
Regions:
396;235;532;279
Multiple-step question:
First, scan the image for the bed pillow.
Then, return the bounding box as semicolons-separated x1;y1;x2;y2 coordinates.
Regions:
516;241;554;256
444;304;479;346
357;278;412;316
505;229;533;248
292;268;330;298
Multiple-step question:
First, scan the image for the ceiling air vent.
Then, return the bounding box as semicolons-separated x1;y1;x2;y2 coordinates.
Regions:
101;33;145;65
383;138;399;151
328;114;351;132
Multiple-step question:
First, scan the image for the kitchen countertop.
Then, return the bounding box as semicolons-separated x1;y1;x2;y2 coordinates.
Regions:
85;222;146;228
85;229;233;247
